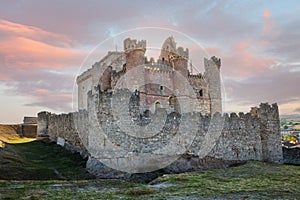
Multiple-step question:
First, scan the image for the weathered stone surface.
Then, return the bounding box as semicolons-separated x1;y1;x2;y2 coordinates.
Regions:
37;102;283;178
37;37;283;179
283;147;300;165
23;117;37;124
21;124;37;138
76;37;221;115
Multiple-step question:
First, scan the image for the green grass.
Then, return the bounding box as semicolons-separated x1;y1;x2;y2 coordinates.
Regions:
1;159;300;199
148;161;300;199
0;130;299;199
0;140;92;180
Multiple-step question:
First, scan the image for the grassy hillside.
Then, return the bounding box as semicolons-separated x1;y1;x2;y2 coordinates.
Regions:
0;140;92;180
0;161;299;199
0;124;91;181
0;125;299;199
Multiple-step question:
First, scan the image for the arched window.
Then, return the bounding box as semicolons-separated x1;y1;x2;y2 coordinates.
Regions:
155;102;161;110
160;86;164;91
169;96;174;106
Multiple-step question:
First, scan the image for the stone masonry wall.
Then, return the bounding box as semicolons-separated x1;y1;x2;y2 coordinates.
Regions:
38;98;283;177
23;117;37;124
37;111;89;157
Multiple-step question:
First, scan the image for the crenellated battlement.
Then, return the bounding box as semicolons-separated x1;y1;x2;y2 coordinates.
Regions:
204;56;221;70
144;63;174;73
175;46;189;59
124;38;146;52
77;51;124;84
36;35;283;178
188;73;205;79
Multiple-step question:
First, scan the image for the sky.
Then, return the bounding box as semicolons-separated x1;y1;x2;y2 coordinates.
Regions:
0;0;299;123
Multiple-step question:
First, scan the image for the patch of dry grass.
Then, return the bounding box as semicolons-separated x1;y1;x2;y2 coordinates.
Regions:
0;124;36;144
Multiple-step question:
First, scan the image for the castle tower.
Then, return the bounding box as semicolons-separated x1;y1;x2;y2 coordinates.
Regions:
159;36;177;63
172;56;189;78
124;38;146;71
258;103;283;163
204;56;222;114
159;37;189;77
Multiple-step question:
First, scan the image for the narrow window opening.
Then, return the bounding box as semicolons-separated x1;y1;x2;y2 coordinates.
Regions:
199;89;203;97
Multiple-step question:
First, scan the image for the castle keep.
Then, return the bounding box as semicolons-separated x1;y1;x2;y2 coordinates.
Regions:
38;37;283;178
76;36;221;115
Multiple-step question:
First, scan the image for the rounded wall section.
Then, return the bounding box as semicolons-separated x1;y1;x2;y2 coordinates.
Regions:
125;49;145;71
172;58;188;78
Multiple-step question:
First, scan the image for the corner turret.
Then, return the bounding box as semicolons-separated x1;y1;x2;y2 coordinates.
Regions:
124;38;146;71
159;36;189;77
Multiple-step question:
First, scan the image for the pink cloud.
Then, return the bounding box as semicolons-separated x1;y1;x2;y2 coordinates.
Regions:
0;37;83;70
0;19;76;47
0;19;87;85
234;41;250;51
34;88;49;95
25;92;73;111
261;10;276;37
221;41;276;77
0;19;84;113
263;10;271;19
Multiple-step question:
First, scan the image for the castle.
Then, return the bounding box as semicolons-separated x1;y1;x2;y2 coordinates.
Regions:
76;36;221;115
37;37;283;179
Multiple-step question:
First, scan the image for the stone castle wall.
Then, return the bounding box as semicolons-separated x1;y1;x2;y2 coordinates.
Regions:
36;37;282;178
38;101;283;176
23;117;37;124
38;111;89;156
76;37;222;115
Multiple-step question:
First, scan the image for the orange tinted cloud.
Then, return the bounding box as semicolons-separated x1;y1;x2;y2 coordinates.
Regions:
0;19;75;47
263;10;271;19
34;88;49;95
234;41;249;51
262;9;276;36
222;41;276;77
0;37;82;69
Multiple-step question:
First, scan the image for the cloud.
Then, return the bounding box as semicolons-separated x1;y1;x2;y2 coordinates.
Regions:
0;19;84;112
263;10;271;19
224;63;300;107
265;17;300;62
0;1;299;120
24;93;73;111
294;107;300;113
0;37;83;72
218;40;276;77
3;69;76;111
0;19;75;47
262;10;276;36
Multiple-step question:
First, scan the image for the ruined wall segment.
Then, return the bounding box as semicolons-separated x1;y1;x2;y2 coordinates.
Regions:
38;36;283;177
23;117;37;124
204;56;222;114
37;111;88;156
257;103;283;163
38;101;283;176
37;111;50;135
